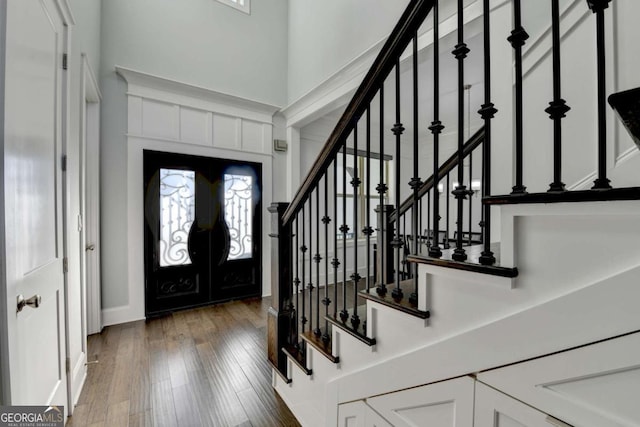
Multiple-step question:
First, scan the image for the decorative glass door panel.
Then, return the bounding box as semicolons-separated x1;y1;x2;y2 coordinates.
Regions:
144;151;262;316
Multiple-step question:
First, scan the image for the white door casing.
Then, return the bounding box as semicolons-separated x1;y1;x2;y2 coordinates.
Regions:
3;0;68;409
82;53;102;336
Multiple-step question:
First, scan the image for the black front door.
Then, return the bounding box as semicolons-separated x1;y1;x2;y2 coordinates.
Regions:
143;150;262;317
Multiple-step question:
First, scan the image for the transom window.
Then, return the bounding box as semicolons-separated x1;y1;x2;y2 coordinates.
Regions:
216;0;250;14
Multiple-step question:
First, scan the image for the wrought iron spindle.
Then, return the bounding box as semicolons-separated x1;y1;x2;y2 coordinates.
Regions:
364;107;374;293
307;198;314;336
294;215;301;348
333;160;339;318
426;193;430;248
376;87;388;296
392;60;405;300
314;187;321;337
468;151;473;246
409;33;421;305
300;205;307;339
509;0;529;194
340;144;349;323
322;175;331;344
445;173;451;249
351;125;361;330
546;0;571;192
452;0;469;261
589;0;612;190
479;0;497;265
429;0;444;258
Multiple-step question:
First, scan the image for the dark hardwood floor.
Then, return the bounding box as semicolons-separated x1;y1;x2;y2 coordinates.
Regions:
68;298;301;427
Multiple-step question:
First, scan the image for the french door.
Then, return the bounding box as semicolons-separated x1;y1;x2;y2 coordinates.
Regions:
143;150;262;316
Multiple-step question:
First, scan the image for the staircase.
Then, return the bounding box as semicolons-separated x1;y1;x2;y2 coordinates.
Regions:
268;1;640;426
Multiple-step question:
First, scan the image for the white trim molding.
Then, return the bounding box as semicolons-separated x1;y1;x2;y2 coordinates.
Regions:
104;67;276;326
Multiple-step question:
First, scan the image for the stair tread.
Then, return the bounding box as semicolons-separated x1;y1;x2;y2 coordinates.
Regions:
408;243;518;278
326;307;376;346
484;186;640;205
360;280;430;319
282;344;312;375
300;330;339;363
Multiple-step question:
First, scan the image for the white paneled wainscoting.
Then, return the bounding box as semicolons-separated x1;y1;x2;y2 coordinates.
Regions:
103;67;280;326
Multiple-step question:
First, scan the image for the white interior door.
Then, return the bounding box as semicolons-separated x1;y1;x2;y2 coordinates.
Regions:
4;0;68;409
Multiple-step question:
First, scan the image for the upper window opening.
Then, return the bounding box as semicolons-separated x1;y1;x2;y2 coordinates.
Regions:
216;0;250;14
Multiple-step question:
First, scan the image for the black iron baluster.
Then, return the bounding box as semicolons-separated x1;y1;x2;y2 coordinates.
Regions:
479;0;497;265
452;0;469;261
322;175;331;344
589;0;612;190
547;0;571;192
340;144;349;323
509;0;529;195
445;173;450;249
376;88;388;296
423;197;427;251
429;0;444;258
363;107;374;293
351;125;361;331
301;205;307;340
468;151;473;246
392;60;405;301
333;160;340;319
409;33;421;305
308;198;314;337
314;188;321;337
294;215;301;348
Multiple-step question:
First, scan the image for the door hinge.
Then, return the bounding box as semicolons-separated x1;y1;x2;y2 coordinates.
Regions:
62;53;68;70
65;357;70;374
63;257;68;274
61;155;67;172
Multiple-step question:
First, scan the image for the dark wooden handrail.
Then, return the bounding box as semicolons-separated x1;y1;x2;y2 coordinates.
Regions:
391;126;485;222
282;0;436;225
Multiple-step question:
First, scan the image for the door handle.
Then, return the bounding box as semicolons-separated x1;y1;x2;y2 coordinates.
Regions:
16;294;42;313
86;244;95;251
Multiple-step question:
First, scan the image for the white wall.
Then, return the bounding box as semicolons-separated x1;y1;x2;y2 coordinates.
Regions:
99;0;288;311
287;0;410;104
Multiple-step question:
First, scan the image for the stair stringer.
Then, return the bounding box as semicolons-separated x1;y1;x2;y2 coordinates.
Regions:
274;201;640;427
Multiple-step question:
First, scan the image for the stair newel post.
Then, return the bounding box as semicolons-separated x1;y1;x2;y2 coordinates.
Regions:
340;143;349;323
479;0;497;265
429;0;444;259
588;0;613;190
314;187;321;337
351;123;361;331
267;202;293;378
547;0;571;192
364;107;374;295
322;174;331;345
376;87;388;297
452;0;469;261
376;204;395;287
509;0;529;195
333;160;340;319
410;32;422;306
392;59;405;301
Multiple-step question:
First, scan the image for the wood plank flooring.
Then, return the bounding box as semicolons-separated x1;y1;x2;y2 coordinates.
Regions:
68;298;301;427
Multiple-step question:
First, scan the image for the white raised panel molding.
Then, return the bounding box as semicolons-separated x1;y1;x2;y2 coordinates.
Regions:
366;376;475;427
478;332;640;427
104;67;278;326
475;382;559;427
338;401;366;427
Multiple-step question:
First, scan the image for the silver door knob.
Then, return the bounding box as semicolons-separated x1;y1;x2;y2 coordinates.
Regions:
86;244;95;251
16;294;42;313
